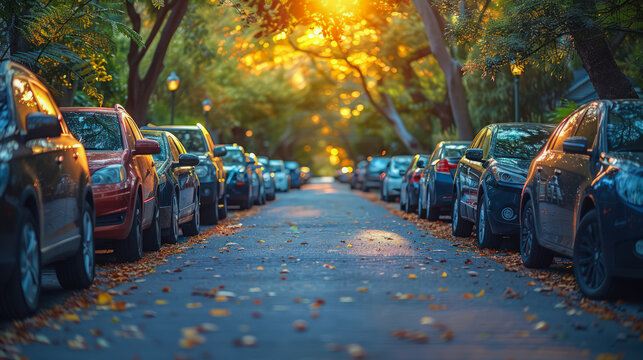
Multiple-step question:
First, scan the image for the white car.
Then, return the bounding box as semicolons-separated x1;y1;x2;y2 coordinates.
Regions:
269;160;290;192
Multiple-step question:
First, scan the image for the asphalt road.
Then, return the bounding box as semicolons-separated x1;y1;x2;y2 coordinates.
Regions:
6;178;643;359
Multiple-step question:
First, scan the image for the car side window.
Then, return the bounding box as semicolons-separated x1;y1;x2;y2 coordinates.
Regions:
12;77;39;130
203;130;215;152
552;110;584;151
122;118;136;148
574;106;599;149
168;137;180;161
481;128;492;159
127;117;143;140
30;83;59;116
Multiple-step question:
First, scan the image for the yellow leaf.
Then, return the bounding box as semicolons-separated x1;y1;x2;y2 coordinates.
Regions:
438;287;449;292
408;274;417;279
186;303;202;309
441;272;447;278
256;266;264;270
96;292;113;305
356;287;368;292
476;289;485;297
209;309;231;317
155;299;168;305
462;293;474;299
525;314;537;322
214;295;228;302
347;244;353;247
109;301;127;311
62;313;80;322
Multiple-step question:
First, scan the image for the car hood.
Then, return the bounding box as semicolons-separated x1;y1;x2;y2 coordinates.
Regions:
494;157;532;174
605;152;642;174
86;151;125;173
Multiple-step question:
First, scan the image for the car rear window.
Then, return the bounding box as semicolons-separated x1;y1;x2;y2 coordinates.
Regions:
223;149;245;166
607;101;643;152
63;112;122;151
443;144;468;159
166;129;207;154
269;160;284;172
391;156;412;171
368;158;390;172
494;126;553;160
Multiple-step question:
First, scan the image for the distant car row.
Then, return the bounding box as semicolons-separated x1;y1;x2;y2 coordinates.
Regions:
0;62;309;319
349;99;643;299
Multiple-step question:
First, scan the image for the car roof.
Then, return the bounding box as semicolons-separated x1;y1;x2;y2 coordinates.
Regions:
492;122;556;130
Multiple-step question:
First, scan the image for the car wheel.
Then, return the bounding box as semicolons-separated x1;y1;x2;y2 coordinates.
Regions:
426;185;439;221
0;210;41;319
218;193;228;220
573;209;616;299
56;200;95;290
451;188;473;237
182;191;201;237
477;196;500;249
201;190;219;225
116;196;143;262
520;199;553;268
163;193;179;244
143;202;162;251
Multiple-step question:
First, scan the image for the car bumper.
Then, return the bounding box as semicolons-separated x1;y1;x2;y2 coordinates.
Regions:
602;201;643;278
486;182;522;236
92;184;134;241
364;175;381;189
433;173;455;208
408;182;420;206
199;180;218;206
227;182;250;205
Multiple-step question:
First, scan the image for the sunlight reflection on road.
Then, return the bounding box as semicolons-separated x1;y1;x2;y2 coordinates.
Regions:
346;229;413;256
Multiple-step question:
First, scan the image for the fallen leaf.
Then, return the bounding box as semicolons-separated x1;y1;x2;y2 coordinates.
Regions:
441;272;448;278
162;286;171;293
461;293;475;299
256;266;264;270
346;344;366;359
409;332;429;343
356;287;368;292
526;281;536;286
109;301;127;311
408;274;417;279
438;287;449;292
209;309;231;317
525;314;537;322
293;320;308;332
340;297;353;303
476;289;485;297
96;291;113;305
533;321;549;331
155;299;168;305
62;313;80;322
440;330;454;341
596;353;625;360
186;303;202;309
420;316;435;325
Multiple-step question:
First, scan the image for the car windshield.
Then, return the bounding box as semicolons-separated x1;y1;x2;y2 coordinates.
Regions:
258;157;269;166
144;134;167;165
443;144;468;159
607;101;643;152
269;161;284;172
63;112;122;151
222;149;245;165
368;158;390;172
494;126;553;160
391;156;412;171
285;161;298;170
167;129;207;154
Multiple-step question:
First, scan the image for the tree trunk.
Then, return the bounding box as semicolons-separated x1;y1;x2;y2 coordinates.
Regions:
125;0;189;126
413;0;474;140
570;0;638;99
379;91;423;153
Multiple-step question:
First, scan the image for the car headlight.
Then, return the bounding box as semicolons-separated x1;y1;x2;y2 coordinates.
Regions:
491;166;526;185
270;172;275;178
92;165;126;185
615;170;643;206
195;166;209;178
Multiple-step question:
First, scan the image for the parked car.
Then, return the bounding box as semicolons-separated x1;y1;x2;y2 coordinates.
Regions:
222;144;255;209
300;166;312;184
351;160;368;189
248;153;267;205
62;106;162;261
269;160;290;192
418;141;470;220
451;123;555;248
141;130;201;243
0;62;96;318
285;161;301;189
257;156;276;201
362;156;390;191
400;154;429;213
380;155;413;202
520;100;643;299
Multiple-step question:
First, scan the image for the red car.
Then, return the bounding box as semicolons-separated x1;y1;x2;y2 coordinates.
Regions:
61;105;161;262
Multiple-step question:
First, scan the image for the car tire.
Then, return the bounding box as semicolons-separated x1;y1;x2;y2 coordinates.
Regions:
116;196;143;262
56;200;95;290
520;199;553;268
182;191;200;237
426;185;439;221
143;202;162;252
0;210;41;319
451;188;473;237
163;193;179;244
201;191;219;225
218;193;228;220
477;196;500;249
573;209;616;299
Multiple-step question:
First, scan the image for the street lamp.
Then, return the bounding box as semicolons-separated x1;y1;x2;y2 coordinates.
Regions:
510;61;523;123
202;97;212;123
166;71;180;125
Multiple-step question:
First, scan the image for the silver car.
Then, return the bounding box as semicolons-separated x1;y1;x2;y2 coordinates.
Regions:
380;155;414;202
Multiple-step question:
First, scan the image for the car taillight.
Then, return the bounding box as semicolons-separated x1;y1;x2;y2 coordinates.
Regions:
411;169;422;182
380;172;386;181
435;159;456;173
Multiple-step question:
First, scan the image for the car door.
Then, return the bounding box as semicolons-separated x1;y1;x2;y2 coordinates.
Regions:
169;137;192;217
12;77;66;252
125;117;156;221
469;127;492;219
538;109;585;245
460;129;487;220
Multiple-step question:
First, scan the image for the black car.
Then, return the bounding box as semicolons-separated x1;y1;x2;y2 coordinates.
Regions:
285;161;301;189
400;154;429;213
362;156;390;191
0;62;95;318
141;130;201;243
451;123;555;248
418;141;470;220
248;153;267;205
143;125;227;224
222;144;255;209
520;100;643;299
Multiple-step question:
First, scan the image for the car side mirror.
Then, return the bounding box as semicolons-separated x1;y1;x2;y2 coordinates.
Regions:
465;149;483;162
212;146;227;157
562;136;589;154
417;160;425;168
133;139;161;156
25;112;62;141
176;153;199;167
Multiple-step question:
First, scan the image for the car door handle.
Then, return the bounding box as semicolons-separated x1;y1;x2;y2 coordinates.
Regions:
554;169;562;175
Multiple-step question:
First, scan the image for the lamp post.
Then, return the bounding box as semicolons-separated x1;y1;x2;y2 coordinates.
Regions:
510;61;523;123
202;97;212;123
166;71;180;125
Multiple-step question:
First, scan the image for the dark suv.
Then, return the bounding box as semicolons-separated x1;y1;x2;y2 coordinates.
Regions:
0;62;96;318
222;144;255;209
144;124;227;224
520;100;643;299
